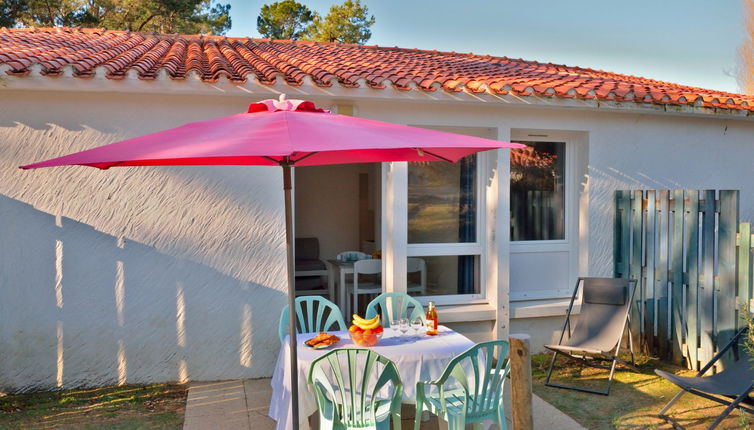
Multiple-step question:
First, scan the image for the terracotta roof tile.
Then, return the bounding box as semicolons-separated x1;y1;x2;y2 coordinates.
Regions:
1;27;752;112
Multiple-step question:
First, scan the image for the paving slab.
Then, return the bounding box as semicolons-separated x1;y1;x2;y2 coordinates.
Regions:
183;378;585;430
500;383;584;430
183;380;251;430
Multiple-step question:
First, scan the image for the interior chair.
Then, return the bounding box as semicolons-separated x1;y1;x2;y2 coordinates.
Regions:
544;277;637;395
365;292;424;328
415;340;511;430
406;257;427;295
308;348;403;430
346;259;382;317
294;237;330;298
656;327;754;429
278;296;347;343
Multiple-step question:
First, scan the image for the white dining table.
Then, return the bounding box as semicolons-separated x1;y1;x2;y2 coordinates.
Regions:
268;325;475;430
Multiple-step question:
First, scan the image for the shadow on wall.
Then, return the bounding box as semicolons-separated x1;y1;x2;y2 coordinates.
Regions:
0;195;285;393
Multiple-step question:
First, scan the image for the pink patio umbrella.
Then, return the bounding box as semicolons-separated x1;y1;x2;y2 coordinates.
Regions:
21;96;524;429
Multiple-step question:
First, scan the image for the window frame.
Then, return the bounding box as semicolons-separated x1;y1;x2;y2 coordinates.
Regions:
509;133;579;301
509;138;573;248
406;151;488;306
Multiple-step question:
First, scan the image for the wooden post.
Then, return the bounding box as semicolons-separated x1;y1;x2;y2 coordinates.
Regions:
509;334;533;430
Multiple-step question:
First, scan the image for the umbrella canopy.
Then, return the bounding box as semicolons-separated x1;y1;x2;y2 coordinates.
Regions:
21;98;515;170
20;96;524;430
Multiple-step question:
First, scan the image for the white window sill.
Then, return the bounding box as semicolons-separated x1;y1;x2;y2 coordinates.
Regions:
436;303;496;323
511;298;581;319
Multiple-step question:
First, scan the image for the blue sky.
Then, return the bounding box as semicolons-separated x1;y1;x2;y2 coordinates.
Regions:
225;0;745;94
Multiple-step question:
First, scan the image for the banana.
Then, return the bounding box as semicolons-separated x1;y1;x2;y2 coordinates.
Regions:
358;316;380;330
352;314;380;330
352;314;377;325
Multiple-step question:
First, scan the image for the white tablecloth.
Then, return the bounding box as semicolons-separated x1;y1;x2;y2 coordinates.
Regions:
268;325;475;430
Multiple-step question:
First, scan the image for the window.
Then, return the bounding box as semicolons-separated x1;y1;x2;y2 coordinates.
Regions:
510;141;566;241
407;154;482;300
408;255;480;296
407;156;477;244
509;133;580;302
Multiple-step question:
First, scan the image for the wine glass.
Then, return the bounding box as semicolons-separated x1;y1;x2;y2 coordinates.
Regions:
390;316;400;337
398;318;409;340
410;317;423;339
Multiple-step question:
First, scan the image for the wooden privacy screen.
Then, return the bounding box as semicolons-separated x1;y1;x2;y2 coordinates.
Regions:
614;190;752;371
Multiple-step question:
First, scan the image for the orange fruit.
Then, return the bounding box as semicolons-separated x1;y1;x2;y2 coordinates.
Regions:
363;328;373;335
374;326;383;334
348;325;359;333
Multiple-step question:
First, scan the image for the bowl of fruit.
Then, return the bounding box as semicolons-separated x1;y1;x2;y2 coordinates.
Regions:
349;314;384;347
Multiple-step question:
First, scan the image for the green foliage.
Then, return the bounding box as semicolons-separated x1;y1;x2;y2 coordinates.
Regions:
11;0;87;27
740;302;754;360
58;396;76;404
0;0;27;27
305;0;374;44
256;0;313;40
1;0;231;35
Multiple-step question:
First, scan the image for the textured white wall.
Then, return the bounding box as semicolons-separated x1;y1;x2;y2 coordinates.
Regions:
354;101;754;276
585;114;754;277
0;91;287;392
1;88;752;392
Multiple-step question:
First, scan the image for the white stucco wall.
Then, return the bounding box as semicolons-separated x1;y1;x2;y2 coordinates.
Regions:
0;91;288;392
584;113;754;277
351;100;754;279
349;100;754;352
1;83;753;390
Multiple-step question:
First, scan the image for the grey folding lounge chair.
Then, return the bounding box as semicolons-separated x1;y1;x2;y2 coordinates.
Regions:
544;277;637;395
656;327;754;429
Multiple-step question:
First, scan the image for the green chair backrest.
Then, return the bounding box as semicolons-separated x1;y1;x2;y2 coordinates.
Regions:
437;340;511;417
308;348;403;428
278;296;348;342
365;292;424;328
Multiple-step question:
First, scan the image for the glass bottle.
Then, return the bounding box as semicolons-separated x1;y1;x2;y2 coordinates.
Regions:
426;301;438;336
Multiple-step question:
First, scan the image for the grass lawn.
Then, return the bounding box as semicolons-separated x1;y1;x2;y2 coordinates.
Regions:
531;353;753;429
0;383;187;429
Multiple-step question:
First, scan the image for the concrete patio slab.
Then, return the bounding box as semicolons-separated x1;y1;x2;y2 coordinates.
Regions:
183;380;274;430
183;378;585;430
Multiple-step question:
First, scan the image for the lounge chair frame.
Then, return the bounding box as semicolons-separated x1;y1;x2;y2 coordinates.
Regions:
544;277;637;395
658;327;754;430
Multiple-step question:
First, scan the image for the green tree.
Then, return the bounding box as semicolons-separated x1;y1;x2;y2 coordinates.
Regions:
0;0;29;27
14;0;87;27
256;0;313;40
98;0;232;34
306;0;374;44
3;0;231;35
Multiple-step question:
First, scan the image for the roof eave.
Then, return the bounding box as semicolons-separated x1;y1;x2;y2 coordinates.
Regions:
1;66;751;121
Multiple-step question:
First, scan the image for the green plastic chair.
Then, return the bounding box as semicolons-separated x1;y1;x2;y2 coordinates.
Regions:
278;296;348;342
415;340;511;430
365;292;424;328
308;348;403;430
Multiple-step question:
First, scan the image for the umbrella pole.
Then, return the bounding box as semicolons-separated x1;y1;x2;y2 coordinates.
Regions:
282;163;300;430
